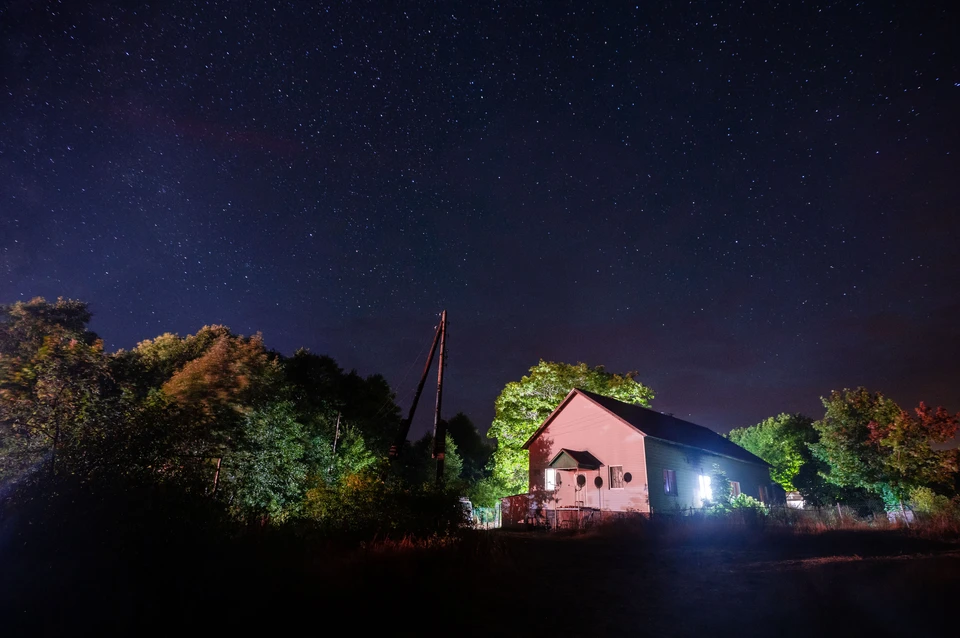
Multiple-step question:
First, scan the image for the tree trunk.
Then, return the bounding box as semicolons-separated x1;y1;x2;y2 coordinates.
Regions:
899;497;910;527
50;424;60;478
211;457;222;494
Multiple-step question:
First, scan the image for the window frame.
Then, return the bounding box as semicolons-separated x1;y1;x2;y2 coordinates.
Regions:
545;468;557;491
730;481;741;498
609;465;625;490
663;469;677;496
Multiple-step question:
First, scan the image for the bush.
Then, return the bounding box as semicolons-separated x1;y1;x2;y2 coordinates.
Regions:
301;471;466;540
909;486;955;516
705;493;767;528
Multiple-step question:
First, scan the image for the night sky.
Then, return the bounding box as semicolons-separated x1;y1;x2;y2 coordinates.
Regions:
2;2;959;438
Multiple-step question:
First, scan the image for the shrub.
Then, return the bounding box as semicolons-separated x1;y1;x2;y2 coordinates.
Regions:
909;486;955;516
301;471;466;540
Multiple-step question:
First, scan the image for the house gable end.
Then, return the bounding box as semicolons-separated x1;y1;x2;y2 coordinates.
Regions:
521;389;646;450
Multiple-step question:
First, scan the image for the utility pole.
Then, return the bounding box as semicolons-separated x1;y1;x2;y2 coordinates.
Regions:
385;310;450;488
388;313;443;462
432;310;448;485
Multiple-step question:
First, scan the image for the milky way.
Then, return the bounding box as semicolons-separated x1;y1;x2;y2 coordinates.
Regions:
2;2;958;436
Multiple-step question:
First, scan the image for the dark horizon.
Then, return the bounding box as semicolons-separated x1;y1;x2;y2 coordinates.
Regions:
3;2;958;439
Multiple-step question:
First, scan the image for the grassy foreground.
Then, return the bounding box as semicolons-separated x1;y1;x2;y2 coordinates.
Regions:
3;517;959;636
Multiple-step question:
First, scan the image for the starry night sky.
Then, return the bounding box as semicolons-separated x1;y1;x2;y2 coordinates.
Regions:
2;2;959;438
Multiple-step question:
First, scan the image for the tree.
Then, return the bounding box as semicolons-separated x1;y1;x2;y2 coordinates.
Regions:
161;331;280;419
728;413;818;492
867;403;959;514
113;325;237;394
444;412;493;482
283;349;402;455
487;360;654;496
0;298;116;481
395;432;464;488
809;387;902;496
219;401;309;524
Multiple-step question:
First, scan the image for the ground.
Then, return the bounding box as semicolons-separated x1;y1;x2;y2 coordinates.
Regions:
3;525;959;636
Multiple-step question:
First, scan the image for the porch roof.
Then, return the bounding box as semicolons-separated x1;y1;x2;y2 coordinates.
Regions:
548;448;603;470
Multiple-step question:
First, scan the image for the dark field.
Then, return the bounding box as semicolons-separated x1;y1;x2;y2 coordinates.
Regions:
3;524;959;637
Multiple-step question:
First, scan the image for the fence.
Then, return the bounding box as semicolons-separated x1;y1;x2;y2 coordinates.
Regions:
498;498;911;532
472;502;501;529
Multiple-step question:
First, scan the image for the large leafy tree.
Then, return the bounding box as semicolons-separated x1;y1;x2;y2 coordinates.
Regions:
284;349;402;455
0;298;117;481
445;412;493;482
809;387;903;495
113;325;238;394
728;413;817;492
219;401;309;524
487;360;654;495
867;403;959;512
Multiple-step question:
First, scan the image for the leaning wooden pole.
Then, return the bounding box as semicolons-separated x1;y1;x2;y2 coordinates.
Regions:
388;314;443;462
432;310;448;485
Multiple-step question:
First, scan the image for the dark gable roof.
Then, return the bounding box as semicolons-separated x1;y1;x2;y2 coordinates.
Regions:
549;449;603;470
562;389;770;467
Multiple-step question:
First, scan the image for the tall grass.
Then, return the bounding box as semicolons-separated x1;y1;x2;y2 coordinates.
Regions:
580;505;960;549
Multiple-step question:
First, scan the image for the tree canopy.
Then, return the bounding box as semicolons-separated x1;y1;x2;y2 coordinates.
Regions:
728;413;817;492
808;387;959;511
0;297;467;537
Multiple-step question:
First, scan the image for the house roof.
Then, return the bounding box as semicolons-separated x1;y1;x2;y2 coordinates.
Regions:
522;388;770;468
548;449;603;470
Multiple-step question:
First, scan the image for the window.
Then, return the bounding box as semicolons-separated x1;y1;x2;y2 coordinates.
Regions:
663;469;677;496
730;481;741;498
698;474;712;505
545;468;557;491
758;484;769;503
609;465;624;489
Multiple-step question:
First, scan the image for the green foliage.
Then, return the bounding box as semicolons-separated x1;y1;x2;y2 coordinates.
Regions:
327;427;379;482
394;432;465;488
487;360;654;496
468;475;510;508
0;297;118;481
909;486;958;518
809;388;959;513
0;296;461;543
810;387;902;493
302;471;465;538
709;463;732;505
867;403;959;509
701;463;767;521
705;494;768;521
284;349;402;454
445;412;493;482
728;413;817;492
728;493;767;512
219;402;308;524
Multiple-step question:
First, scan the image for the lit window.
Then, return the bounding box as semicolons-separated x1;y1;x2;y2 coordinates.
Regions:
609;465;624;489
730;481;741;498
545;468;557;491
698;474;712;505
663;469;677;496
